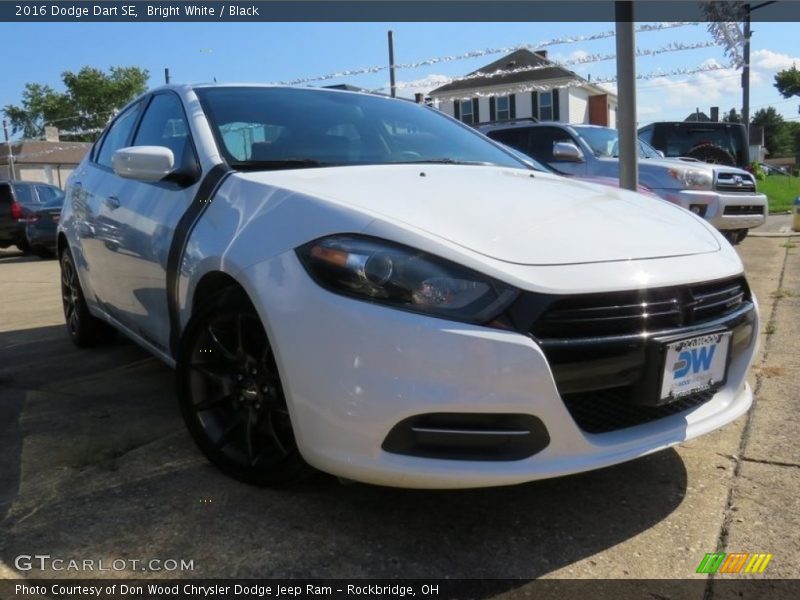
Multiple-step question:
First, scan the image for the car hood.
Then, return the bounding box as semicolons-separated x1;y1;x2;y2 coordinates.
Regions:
241;165;720;266
627;157;750;176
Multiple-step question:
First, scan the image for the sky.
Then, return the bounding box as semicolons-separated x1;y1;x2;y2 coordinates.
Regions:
0;16;797;138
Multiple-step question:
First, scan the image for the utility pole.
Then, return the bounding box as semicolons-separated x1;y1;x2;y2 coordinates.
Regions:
742;4;751;152
3;119;16;180
742;1;776;159
165;68;171;84
615;1;638;191
388;30;396;98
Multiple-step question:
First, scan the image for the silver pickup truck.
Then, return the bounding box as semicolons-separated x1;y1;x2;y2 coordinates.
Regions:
480;121;767;243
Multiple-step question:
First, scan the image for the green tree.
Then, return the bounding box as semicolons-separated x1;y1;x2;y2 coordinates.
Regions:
3;66;149;141
751;107;792;157
724;107;742;123
774;64;800;98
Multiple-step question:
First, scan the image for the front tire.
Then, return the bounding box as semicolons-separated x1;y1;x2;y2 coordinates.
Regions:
176;290;314;487
60;249;117;346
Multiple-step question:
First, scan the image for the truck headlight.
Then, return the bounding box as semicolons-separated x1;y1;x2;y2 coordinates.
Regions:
297;235;518;324
668;168;713;190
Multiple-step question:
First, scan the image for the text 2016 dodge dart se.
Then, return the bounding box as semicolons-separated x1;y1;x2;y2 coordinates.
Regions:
58;85;758;488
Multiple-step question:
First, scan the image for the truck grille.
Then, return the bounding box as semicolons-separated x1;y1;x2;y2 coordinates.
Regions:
724;205;764;216
715;172;756;193
530;277;747;340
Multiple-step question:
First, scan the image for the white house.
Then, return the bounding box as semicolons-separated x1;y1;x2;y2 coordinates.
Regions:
429;49;618;128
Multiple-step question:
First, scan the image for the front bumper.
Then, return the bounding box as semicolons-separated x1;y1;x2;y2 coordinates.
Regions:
655;189;767;231
242;253;758;489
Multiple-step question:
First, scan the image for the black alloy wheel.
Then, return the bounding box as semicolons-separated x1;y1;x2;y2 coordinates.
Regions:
177;291;313;486
59;249;117;346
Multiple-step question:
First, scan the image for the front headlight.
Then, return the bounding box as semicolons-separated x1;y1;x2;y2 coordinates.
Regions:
668;168;713;190
296;235;518;324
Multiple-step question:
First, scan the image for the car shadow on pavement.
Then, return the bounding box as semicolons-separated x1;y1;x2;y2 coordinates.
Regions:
0;251;50;265
0;323;688;581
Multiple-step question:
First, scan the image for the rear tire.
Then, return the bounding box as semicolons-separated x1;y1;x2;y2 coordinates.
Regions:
176;289;314;487
60;249;117;346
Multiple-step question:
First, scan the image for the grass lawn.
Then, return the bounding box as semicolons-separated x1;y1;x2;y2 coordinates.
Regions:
758;174;800;213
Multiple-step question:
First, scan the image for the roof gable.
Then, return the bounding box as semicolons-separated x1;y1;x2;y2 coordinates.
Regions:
429;48;581;95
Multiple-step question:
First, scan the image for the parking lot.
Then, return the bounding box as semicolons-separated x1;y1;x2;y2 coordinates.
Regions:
0;235;798;585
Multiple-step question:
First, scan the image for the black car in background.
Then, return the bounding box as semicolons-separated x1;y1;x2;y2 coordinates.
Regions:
0;180;65;254
24;196;64;257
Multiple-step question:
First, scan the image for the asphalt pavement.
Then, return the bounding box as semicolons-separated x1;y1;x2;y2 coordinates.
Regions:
0;235;797;591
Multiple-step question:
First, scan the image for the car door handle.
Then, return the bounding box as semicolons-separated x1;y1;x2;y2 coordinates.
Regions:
104;196;121;210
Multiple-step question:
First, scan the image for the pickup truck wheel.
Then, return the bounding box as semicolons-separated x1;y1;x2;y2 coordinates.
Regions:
177;291;314;487
60;249;117;346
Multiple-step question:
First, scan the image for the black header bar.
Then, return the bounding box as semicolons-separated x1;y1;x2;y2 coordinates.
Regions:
2;1;798;23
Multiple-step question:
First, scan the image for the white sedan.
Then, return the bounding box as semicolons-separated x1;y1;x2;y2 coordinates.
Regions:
58;84;759;488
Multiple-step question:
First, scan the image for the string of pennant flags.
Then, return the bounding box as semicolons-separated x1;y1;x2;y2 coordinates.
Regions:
4;20;747;149
384;39;726;93
398;60;736;102
271;21;701;86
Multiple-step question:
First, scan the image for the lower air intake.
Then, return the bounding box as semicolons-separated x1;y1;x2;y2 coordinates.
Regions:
382;413;550;461
562;386;717;434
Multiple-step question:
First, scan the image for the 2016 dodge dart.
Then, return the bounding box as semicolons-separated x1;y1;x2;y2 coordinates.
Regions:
58;85;759;488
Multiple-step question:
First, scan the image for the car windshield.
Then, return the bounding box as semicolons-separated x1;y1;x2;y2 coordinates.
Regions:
195;87;529;171
36;185;65;205
571;126;661;159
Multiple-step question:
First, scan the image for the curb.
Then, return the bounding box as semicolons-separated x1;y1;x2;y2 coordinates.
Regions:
748;231;800;238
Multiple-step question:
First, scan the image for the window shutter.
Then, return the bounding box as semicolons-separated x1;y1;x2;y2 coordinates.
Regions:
472;98;480;124
454;100;460;120
531;92;538;120
489;97;496;122
552;88;560;121
510;94;516;119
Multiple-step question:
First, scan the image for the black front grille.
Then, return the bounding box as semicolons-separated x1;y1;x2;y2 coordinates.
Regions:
530;277;747;340
509;276;755;434
562;386;717;434
724;205;764;216
715;172;756;193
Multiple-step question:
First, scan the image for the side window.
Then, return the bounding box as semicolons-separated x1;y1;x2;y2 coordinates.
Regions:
11;184;35;204
638;126;653;144
523;127;573;161
133;94;192;167
487;128;523;152
96;102;142;169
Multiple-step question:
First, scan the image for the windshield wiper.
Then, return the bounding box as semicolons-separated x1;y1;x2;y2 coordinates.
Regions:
231;159;335;171
392;158;498;166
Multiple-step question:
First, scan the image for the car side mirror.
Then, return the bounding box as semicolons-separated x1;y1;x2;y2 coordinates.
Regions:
113;146;175;182
656;150;665;158
553;142;584;162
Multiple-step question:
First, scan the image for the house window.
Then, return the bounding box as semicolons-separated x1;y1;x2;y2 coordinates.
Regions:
539;91;553;121
496;96;510;121
460;100;474;124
